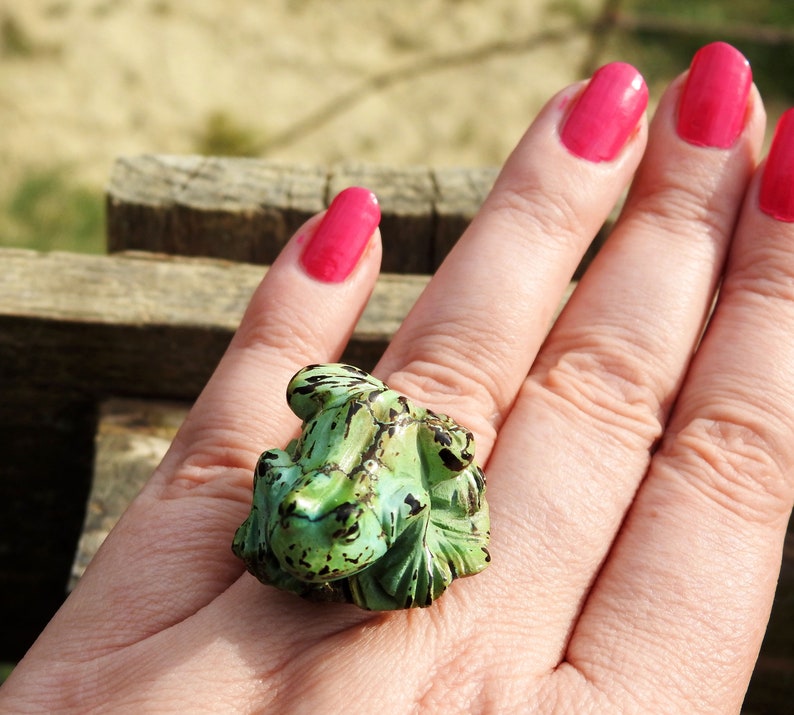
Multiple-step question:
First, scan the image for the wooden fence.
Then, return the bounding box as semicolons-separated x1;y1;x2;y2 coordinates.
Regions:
0;156;790;710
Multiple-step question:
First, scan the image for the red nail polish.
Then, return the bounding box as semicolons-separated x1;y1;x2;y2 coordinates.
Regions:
560;62;648;163
677;42;751;148
301;187;380;282
759;109;794;222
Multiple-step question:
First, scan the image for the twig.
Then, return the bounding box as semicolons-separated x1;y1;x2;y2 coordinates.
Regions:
259;26;580;154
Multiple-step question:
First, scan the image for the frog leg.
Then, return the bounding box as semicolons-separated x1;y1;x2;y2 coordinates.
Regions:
427;465;491;579
347;514;440;610
232;449;307;593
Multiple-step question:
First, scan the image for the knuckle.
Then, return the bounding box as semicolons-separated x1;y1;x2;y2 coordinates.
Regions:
231;303;334;391
628;163;739;246
486;183;588;257
234;297;313;355
725;244;794;308
662;410;794;523
527;342;665;450
413;637;489;713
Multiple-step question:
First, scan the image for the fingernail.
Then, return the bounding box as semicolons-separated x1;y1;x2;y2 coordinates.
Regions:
560;62;648;162
300;187;380;282
759;109;794;222
677;42;752;148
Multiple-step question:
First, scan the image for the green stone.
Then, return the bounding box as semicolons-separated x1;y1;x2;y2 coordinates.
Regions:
232;363;490;610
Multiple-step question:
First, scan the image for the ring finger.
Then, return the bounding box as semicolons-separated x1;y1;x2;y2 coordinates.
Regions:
486;42;764;660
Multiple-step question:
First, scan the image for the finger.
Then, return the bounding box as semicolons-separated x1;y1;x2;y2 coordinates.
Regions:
566;112;794;710
376;62;649;453
159;186;382;481
54;188;383;650
483;44;762;656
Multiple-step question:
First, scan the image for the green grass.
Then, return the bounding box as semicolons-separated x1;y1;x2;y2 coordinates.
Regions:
0;168;104;253
1;12;62;59
194;110;264;157
0;661;14;684
1;14;36;58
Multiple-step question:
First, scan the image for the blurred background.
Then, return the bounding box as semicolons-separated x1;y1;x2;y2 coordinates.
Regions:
1;0;793;255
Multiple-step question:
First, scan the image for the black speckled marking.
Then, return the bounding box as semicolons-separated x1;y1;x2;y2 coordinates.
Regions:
439;447;466;472
404;493;425;516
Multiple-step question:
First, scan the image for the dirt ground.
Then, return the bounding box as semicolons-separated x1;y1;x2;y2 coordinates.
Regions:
0;0;599;196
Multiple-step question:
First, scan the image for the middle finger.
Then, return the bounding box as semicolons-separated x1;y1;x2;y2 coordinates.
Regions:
375;62;649;454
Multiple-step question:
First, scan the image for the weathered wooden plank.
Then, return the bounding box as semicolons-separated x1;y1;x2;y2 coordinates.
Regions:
107;156;327;263
0;248;429;398
69;399;187;590
107;157;507;276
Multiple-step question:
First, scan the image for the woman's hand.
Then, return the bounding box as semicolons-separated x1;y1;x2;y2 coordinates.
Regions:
3;42;792;713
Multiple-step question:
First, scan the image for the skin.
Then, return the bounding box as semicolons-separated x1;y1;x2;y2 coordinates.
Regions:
2;58;793;713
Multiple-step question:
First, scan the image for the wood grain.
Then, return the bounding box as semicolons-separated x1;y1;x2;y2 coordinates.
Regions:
1;248;428;396
106;156;499;274
107;156;327;264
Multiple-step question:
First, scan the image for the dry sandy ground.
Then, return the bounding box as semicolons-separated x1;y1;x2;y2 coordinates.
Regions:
0;0;599;196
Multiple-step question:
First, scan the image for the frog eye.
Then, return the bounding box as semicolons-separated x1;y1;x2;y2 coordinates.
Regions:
330;503;364;542
416;412;475;473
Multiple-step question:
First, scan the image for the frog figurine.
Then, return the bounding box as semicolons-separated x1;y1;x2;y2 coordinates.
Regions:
232;363;490;610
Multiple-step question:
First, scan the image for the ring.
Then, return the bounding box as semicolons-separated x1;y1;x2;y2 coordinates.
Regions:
232;363;490;610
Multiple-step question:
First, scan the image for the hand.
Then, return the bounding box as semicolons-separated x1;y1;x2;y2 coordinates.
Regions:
3;42;792;713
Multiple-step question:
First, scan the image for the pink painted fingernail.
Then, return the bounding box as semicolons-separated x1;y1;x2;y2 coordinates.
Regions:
759;109;794;222
677;42;752;148
300;187;380;282
560;62;648;162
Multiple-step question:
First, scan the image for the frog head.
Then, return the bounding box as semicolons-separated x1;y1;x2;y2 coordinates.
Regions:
268;468;388;583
